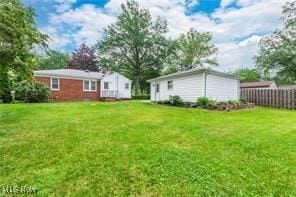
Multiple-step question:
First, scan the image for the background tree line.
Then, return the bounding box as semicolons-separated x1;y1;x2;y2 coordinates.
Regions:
0;0;295;102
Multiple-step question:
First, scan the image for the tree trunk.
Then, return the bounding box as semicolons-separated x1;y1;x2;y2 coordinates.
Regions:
134;76;140;96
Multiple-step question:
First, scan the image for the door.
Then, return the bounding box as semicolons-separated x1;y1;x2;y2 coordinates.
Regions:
155;83;160;101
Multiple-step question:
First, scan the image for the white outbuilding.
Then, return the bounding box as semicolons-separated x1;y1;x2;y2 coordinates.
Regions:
101;72;132;99
148;68;240;102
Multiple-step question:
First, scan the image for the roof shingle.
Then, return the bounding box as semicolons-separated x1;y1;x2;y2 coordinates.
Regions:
34;69;103;80
240;81;273;88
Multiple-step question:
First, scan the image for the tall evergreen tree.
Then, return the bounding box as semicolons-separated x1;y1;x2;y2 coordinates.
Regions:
67;43;99;72
97;1;174;95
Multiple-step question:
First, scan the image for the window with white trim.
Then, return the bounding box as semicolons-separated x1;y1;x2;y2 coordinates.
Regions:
167;80;173;90
84;80;96;91
51;78;59;90
125;83;129;89
104;82;109;89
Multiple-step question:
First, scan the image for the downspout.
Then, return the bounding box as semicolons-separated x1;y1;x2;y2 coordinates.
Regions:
204;73;208;97
116;75;119;98
154;83;156;102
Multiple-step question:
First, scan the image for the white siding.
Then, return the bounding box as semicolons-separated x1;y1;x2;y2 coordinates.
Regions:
101;73;131;98
151;74;203;102
206;74;239;101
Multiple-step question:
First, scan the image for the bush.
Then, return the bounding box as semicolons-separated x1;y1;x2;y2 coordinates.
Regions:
1;92;12;103
183;101;193;107
163;100;170;104
190;102;198;108
227;100;236;105
15;81;50;103
239;98;247;104
169;95;183;105
132;95;150;100
196;97;215;107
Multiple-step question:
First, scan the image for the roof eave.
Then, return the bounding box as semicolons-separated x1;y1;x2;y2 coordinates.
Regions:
147;68;238;82
34;73;102;80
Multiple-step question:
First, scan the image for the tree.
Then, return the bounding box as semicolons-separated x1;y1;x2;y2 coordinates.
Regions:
67;43;99;72
97;1;174;95
255;1;296;84
231;67;261;82
0;0;48;102
38;50;70;70
163;28;217;74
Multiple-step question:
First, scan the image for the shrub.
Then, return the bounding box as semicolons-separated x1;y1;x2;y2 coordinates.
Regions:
163;100;170;104
239;98;247;104
190;103;198;108
169;95;183;105
1;92;12;103
132;95;150;100
196;97;215;107
183;101;192;107
15;81;50;103
227;100;236;105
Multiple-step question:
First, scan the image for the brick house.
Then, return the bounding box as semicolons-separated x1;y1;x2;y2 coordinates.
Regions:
34;69;131;101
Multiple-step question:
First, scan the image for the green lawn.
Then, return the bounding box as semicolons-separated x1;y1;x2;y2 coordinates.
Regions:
0;101;295;196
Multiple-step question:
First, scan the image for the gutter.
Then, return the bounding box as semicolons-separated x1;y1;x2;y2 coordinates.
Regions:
204;72;208;97
147;68;239;83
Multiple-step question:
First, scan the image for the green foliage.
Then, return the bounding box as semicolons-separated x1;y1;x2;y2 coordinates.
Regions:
97;1;174;95
239;98;247;104
190;102;198;108
164;28;217;74
255;1;296;84
169;95;183;105
38;50;70;70
14;81;50;103
231;67;261;82
1;91;12;103
67;43;99;72
196;97;215;106
132;95;150;100
227;100;240;105
0;0;48;102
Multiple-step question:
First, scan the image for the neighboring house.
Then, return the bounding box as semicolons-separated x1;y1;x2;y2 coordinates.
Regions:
147;68;240;102
34;69;131;101
101;72;131;99
240;81;277;89
278;84;296;90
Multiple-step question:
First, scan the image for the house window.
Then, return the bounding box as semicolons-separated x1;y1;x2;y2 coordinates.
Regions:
51;78;59;90
156;84;160;93
125;83;129;89
84;80;96;91
168;80;173;90
104;82;109;89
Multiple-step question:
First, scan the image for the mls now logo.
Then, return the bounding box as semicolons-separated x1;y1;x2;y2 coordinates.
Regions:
2;185;37;194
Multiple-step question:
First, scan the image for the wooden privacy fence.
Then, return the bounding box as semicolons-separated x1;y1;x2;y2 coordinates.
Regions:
240;89;296;109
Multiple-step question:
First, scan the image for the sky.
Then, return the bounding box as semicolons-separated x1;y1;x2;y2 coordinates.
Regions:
24;0;290;71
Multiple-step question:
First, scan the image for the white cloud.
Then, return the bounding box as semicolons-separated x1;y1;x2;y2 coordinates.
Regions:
53;0;76;13
41;0;289;70
40;26;72;50
216;35;262;71
46;4;116;48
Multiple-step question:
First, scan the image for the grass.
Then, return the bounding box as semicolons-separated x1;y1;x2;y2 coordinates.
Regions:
0;101;295;196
